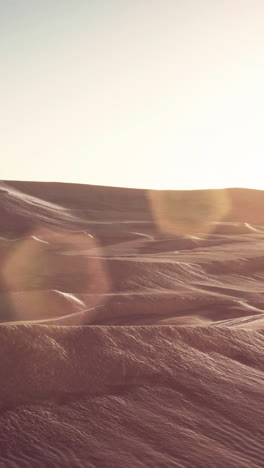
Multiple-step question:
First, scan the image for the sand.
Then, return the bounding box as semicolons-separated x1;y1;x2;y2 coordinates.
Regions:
0;180;264;467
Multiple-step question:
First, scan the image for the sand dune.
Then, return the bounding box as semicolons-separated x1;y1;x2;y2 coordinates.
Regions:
1;181;264;467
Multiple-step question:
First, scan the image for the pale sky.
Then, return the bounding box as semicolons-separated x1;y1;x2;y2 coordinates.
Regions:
1;1;264;189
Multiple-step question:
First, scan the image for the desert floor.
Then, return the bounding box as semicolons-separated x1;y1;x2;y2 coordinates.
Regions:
1;181;264;467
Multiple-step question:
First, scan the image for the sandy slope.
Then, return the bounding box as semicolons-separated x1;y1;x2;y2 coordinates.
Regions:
0;181;264;467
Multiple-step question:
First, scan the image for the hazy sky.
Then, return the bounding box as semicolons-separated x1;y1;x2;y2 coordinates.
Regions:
1;1;264;189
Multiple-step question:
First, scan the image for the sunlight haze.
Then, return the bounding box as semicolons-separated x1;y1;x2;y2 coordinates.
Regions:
1;1;264;189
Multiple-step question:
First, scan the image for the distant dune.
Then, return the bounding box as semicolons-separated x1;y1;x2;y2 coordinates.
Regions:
0;180;264;467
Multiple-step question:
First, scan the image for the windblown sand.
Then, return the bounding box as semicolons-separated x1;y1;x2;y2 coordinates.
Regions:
0;181;264;467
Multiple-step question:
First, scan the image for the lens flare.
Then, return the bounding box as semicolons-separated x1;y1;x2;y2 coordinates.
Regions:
2;227;110;322
148;189;230;236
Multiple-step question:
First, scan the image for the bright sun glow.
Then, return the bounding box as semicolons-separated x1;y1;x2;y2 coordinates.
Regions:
1;1;264;190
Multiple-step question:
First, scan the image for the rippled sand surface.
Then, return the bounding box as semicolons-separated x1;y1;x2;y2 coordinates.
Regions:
1;181;264;467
